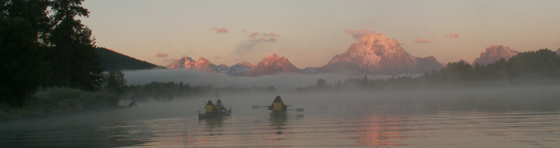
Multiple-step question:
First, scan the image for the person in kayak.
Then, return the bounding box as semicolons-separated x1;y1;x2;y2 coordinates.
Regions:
205;100;218;114
215;99;227;113
269;95;287;112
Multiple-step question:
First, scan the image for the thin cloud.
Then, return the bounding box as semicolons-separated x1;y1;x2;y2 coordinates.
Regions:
249;32;259;39
241;30;246;33
256;38;276;42
163;59;178;64
444;33;460;38
263;33;280;37
268;38;277;42
211;27;228;34
415;38;431;43
156;53;168;57
344;29;355;34
233;41;259;55
344;29;376;40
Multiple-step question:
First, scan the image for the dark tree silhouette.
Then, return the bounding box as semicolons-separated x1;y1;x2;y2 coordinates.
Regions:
0;17;45;107
45;0;103;90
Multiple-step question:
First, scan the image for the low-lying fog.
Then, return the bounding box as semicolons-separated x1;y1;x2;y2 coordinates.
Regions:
123;69;418;90
2;83;559;132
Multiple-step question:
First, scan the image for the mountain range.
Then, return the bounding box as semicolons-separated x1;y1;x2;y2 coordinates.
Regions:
163;33;560;77
96;44;560;75
166;57;254;76
166;32;444;76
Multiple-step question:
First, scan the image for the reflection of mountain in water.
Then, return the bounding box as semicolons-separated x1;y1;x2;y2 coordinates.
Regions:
351;114;407;146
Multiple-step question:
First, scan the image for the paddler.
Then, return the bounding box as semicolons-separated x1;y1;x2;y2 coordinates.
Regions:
205;100;218;114
268;95;287;112
215;99;227;113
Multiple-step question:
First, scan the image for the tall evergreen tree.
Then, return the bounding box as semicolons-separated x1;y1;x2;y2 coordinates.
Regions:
5;0;51;45
46;0;103;91
0;17;45;107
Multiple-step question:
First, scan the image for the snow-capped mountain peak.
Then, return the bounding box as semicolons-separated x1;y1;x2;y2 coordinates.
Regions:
245;53;300;77
321;32;442;75
473;45;518;65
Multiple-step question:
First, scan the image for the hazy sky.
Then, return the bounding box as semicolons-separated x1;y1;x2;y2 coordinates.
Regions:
82;0;560;68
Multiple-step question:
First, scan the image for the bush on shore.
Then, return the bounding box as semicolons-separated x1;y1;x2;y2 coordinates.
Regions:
0;87;120;120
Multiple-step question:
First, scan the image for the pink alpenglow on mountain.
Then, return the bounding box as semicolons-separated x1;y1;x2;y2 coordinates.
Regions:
237;61;253;68
321;33;443;75
473;45;518;66
166;57;214;72
245;53;300;77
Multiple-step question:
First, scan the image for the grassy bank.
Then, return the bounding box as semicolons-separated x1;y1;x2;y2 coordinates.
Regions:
0;87;122;121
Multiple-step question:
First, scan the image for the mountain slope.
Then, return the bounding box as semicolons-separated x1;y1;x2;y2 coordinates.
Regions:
166;57;215;72
320;33;443;75
245;53;300;77
227;61;253;76
96;48;161;71
473;45;518;65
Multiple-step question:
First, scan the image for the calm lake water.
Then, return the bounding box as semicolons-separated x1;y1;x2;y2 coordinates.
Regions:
1;86;560;148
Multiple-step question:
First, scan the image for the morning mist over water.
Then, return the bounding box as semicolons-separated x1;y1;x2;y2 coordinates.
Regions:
123;68;412;90
2;84;560;147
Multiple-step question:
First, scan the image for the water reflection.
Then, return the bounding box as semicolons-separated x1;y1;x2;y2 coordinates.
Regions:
201;118;224;135
350;114;407;146
269;112;288;134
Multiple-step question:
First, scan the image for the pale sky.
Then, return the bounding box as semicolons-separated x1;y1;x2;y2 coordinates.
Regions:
82;0;560;68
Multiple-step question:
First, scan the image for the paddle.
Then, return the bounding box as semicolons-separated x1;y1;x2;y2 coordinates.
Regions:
252;105;304;112
197;96;207;104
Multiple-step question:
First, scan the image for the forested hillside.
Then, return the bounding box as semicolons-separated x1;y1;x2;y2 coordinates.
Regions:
96;48;163;71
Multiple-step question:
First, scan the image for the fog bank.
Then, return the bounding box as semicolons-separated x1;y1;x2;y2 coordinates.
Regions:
123;69;416;90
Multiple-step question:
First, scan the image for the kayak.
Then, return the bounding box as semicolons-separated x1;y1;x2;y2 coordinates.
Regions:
198;107;232;119
269;111;287;118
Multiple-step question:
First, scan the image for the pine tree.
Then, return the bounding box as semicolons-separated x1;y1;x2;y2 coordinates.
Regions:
45;0;103;90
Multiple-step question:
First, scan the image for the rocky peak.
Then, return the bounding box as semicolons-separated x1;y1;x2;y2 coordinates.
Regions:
238;61;253;68
321;32;441;75
166;56;195;69
195;57;211;66
266;53;279;59
245;53;300;77
473;45;518;65
358;33;402;51
556;48;560;55
166;56;215;72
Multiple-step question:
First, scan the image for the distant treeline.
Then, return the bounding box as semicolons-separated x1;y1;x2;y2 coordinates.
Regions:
296;49;560;92
123;82;277;101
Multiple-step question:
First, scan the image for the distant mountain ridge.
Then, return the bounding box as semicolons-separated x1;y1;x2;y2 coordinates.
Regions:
166;32;445;76
166;57;214;72
473;45;518;65
166;57;255;76
96;48;162;71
